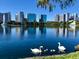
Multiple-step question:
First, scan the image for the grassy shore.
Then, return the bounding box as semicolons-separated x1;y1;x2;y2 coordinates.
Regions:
32;51;79;59
20;51;79;59
6;21;79;28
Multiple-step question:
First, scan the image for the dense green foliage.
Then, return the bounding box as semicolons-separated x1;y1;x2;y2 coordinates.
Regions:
37;0;76;12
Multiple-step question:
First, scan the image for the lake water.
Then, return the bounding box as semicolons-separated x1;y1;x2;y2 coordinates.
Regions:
0;25;79;59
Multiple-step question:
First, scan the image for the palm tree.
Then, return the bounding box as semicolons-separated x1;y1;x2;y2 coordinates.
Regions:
37;0;49;9
37;0;76;12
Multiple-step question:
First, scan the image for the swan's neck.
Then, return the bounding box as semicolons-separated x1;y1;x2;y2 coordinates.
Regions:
58;43;61;47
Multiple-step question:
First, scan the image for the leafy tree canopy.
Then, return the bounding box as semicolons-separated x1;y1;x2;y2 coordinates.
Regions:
37;0;76;12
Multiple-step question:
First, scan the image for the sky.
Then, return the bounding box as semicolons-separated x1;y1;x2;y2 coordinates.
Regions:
0;0;79;21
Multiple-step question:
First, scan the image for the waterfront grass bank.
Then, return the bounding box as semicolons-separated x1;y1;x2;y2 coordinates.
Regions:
3;21;79;28
33;51;79;59
20;51;79;59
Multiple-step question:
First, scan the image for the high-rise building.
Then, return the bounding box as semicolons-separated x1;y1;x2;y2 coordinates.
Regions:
73;13;78;20
39;15;47;23
69;13;78;21
3;12;11;24
56;13;70;22
65;13;70;22
27;13;36;22
56;14;60;22
75;13;78;20
62;13;70;22
58;14;63;22
15;12;24;23
56;14;64;22
15;14;18;22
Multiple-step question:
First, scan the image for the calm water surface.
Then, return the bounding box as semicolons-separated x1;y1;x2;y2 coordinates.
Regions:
0;26;79;59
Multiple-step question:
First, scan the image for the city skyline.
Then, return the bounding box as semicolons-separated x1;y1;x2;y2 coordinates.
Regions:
0;12;47;25
0;0;79;21
0;12;79;24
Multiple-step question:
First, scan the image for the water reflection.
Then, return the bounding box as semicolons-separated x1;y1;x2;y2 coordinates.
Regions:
0;25;78;39
16;26;26;38
57;28;68;37
3;26;11;36
39;27;46;34
27;27;36;39
0;25;3;35
0;25;11;39
57;27;77;38
0;26;79;58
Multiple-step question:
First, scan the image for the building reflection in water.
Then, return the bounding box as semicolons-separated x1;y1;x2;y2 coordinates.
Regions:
57;27;77;38
0;25;77;39
0;25;11;40
39;27;46;35
39;27;46;38
16;27;20;37
16;26;26;38
0;25;3;36
27;27;36;38
68;27;77;38
2;25;11;36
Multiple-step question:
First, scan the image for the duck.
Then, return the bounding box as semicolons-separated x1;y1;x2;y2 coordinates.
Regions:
31;46;43;54
44;49;48;52
58;42;66;53
50;49;56;52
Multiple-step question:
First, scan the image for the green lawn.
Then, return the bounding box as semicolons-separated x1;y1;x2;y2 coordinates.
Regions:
33;51;79;59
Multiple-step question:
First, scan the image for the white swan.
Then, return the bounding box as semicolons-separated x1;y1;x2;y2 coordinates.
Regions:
31;46;43;54
58;42;66;53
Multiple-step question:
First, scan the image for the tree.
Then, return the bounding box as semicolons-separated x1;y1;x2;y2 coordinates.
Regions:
37;0;76;12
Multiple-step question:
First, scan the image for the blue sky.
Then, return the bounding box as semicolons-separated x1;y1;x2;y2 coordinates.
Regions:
0;0;79;21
